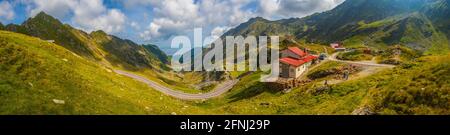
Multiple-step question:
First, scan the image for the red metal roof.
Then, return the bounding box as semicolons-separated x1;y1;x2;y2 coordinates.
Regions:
303;55;318;62
280;57;306;67
287;47;307;57
280;55;318;67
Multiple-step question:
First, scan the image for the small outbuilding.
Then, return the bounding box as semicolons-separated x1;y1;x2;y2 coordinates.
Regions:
330;43;346;51
279;47;319;79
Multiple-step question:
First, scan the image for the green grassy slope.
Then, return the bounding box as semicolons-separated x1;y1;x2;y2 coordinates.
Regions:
0;30;205;114
197;54;450;115
298;0;426;42
223;0;450;55
423;0;450;36
143;44;169;64
5;12;167;70
340;12;450;55
222;17;293;37
89;30;162;70
363;55;450;114
13;12;99;59
0;29;448;115
1;1;449;115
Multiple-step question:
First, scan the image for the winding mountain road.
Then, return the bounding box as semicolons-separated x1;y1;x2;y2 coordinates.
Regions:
114;70;239;100
114;52;394;100
317;51;396;85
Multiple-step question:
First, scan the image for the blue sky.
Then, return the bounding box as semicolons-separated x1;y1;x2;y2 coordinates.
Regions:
0;0;345;54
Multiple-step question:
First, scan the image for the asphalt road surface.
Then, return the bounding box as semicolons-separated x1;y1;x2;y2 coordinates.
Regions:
115;52;393;100
114;70;239;100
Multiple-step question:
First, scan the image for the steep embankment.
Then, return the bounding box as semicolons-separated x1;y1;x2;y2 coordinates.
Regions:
143;44;170;64
5;12;168;70
0;31;204;114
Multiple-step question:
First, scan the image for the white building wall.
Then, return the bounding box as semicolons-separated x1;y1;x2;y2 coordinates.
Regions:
289;62;312;78
289;66;296;78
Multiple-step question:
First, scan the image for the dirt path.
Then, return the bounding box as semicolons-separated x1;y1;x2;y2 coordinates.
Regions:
325;52;396;85
329;52;396;68
114;70;239;100
326;66;383;85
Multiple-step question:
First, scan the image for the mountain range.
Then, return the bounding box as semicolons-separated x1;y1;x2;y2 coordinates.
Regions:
3;12;168;70
0;0;449;115
223;0;450;54
2;0;449;71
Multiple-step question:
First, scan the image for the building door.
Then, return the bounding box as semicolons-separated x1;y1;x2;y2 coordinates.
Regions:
281;64;290;78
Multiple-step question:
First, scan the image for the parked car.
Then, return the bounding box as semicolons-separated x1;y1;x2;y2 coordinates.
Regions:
319;53;328;60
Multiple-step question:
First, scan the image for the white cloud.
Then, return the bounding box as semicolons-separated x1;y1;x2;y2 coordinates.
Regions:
29;0;75;18
259;0;345;19
26;0;127;34
0;1;15;21
259;0;280;18
130;21;140;29
142;0;201;40
211;26;230;39
139;0;255;41
139;0;345;42
17;0;345;46
71;0;127;33
119;0;154;9
140;22;163;41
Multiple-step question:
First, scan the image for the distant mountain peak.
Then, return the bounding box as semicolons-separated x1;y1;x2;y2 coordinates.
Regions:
33;11;56;21
35;11;51;17
3;11;169;70
248;17;269;22
26;11;63;26
90;30;108;37
92;30;107;34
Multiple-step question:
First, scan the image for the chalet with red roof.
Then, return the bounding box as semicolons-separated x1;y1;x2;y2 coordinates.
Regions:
280;47;319;79
330;43;346;51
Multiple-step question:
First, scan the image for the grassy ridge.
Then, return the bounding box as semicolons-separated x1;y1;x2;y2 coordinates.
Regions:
18;12;99;59
0;31;205;114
